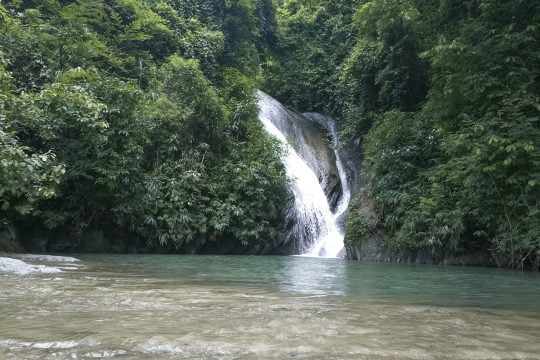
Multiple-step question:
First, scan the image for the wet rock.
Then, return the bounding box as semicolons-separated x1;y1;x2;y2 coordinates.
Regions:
303;112;362;209
295;117;341;209
346;236;500;267
346;232;500;267
299;114;342;210
265;105;343;210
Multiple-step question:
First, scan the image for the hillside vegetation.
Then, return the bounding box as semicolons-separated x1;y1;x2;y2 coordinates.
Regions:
266;0;540;269
0;0;288;252
1;0;538;268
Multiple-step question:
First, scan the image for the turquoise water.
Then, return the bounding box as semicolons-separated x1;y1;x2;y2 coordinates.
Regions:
1;255;539;359
78;255;540;311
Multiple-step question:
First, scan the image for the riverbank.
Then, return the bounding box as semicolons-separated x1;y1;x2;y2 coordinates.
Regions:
2;222;537;271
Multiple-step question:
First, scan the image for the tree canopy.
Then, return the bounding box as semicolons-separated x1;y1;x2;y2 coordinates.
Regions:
0;0;288;252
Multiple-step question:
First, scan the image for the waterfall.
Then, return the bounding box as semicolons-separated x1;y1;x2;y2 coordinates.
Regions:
258;92;350;258
303;112;352;221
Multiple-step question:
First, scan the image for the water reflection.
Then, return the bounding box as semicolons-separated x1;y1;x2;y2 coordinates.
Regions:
279;256;349;296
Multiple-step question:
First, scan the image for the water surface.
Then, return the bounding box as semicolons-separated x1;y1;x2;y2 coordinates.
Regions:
1;255;539;359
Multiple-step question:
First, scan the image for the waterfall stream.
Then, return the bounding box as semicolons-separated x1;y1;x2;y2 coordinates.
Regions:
258;92;350;258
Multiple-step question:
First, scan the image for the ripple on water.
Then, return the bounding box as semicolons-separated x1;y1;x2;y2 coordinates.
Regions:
82;349;129;358
1;255;540;360
13;254;80;263
136;341;186;355
0;338;99;350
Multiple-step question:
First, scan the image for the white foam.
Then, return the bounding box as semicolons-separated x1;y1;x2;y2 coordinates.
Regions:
15;254;80;263
83;349;128;358
0;338;98;350
136;342;185;354
58;266;80;270
0;257;62;275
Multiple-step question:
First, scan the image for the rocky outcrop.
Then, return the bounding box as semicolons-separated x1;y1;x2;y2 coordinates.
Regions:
0;256;63;275
0;220;294;256
346;236;499;267
294;118;341;209
344;190;500;267
303;112;362;209
47;235;76;253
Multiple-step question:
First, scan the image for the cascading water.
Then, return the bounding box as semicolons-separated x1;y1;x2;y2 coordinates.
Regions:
303;113;352;257
258;91;350;258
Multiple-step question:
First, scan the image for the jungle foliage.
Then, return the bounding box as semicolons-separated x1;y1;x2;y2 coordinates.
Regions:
267;0;540;269
0;0;289;252
2;0;539;267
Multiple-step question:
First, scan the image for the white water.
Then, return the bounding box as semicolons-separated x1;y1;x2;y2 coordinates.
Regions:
304;112;351;220
0;255;81;276
258;92;349;258
0;257;62;275
13;254;80;263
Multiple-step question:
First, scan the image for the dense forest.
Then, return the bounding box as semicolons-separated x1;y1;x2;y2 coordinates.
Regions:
1;0;539;269
0;0;289;253
266;0;540;269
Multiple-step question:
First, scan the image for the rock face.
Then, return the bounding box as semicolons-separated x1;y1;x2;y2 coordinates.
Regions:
78;230;112;253
0;225;24;253
19;229;50;253
47;235;76;253
346;236;499;267
1;224;118;255
303;113;362;212
271;108;342;211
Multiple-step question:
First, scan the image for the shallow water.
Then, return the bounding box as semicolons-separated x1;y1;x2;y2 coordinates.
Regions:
1;255;539;359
